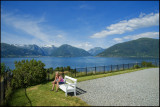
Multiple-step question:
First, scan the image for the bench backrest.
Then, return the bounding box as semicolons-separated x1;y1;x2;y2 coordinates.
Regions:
64;75;77;85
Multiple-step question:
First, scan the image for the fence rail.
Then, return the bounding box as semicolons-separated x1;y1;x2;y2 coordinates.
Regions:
53;61;159;78
0;61;159;105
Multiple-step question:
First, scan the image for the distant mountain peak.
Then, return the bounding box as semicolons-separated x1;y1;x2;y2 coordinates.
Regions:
42;45;55;48
13;44;25;47
88;47;104;56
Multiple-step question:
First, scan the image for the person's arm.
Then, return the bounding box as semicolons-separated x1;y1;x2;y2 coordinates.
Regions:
54;76;57;81
58;76;61;82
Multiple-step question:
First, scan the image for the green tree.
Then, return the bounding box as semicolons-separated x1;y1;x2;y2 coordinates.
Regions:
46;67;54;74
141;61;155;67
1;63;11;76
66;66;71;71
1;63;6;75
11;59;47;89
55;67;59;71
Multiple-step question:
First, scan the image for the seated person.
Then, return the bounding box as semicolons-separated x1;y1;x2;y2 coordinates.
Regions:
51;72;64;92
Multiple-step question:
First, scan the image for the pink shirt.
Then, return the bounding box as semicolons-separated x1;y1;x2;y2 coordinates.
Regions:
60;76;64;82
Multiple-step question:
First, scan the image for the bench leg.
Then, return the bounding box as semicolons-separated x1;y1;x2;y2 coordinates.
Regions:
65;92;67;97
74;90;76;96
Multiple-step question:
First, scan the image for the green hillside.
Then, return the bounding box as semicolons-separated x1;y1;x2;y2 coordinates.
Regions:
97;38;159;58
51;44;91;57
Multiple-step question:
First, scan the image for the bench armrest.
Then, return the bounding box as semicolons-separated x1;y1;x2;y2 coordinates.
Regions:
63;79;66;83
68;83;76;86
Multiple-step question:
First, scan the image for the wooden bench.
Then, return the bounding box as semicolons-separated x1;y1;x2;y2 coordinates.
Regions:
59;75;77;96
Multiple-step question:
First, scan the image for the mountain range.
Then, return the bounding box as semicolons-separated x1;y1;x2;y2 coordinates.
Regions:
1;43;91;57
1;38;159;58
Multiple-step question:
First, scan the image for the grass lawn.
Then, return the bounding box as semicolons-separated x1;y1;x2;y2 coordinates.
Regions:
7;67;157;106
8;81;89;106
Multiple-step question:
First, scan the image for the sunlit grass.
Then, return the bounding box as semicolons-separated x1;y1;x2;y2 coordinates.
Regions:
8;82;89;106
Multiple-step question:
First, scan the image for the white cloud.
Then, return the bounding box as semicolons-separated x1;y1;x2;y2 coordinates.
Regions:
74;42;93;51
2;13;52;43
90;12;159;38
113;32;159;43
113;38;123;43
1;11;67;47
57;34;64;38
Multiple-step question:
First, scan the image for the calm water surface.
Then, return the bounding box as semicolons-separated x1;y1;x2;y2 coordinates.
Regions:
1;56;159;70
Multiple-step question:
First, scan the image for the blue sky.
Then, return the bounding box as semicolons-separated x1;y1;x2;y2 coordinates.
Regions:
1;1;159;50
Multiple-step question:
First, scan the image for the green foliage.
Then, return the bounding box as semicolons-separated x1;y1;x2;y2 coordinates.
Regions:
46;67;54;74
97;38;159;58
5;83;13;104
66;66;71;70
59;67;64;71
141;61;156;67
11;59;47;89
1;63;11;76
54;66;71;71
54;67;60;71
1;63;6;75
133;64;140;69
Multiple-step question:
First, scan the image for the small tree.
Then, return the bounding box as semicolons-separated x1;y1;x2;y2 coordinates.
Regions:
133;65;140;69
66;66;71;71
55;67;60;71
141;61;155;67
11;59;47;89
1;63;11;76
1;63;6;76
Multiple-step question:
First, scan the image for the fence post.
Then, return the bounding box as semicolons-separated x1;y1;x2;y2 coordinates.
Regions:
3;74;6;102
123;64;124;70
155;60;157;67
128;64;129;69
111;65;112;72
0;80;1;105
117;65;119;71
95;66;96;74
132;63;134;69
86;67;87;76
75;68;76;77
104;66;105;73
48;72;49;81
140;62;142;68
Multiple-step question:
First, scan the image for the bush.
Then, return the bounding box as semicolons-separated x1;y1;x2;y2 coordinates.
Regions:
141;61;156;67
46;67;54;74
133;64;140;69
11;59;47;89
1;63;11;76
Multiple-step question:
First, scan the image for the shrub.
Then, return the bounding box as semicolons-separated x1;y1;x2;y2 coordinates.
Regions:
11;59;47;89
1;63;11;76
141;61;155;67
46;67;54;74
133;64;140;69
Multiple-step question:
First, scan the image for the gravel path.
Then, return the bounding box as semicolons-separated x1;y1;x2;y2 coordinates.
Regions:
76;68;159;106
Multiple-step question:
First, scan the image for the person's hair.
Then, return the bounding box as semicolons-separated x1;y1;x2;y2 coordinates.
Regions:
55;72;59;76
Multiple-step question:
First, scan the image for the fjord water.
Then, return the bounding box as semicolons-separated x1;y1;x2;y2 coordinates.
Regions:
1;57;159;70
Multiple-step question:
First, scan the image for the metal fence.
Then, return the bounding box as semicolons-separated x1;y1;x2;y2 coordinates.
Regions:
63;61;159;78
